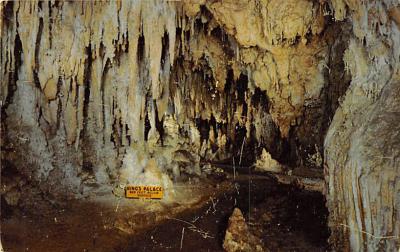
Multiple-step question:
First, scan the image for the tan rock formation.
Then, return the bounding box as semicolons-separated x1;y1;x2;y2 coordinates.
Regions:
255;149;283;173
223;208;265;252
324;1;400;250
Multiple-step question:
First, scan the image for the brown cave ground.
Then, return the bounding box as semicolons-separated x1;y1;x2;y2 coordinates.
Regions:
1;168;329;252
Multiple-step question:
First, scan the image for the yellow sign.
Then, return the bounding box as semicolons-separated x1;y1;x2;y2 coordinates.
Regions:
125;185;163;199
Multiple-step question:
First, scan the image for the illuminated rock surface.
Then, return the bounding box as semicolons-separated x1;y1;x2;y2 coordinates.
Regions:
1;0;399;251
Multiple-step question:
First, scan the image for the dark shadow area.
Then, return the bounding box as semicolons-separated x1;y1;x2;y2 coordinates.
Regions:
125;175;329;251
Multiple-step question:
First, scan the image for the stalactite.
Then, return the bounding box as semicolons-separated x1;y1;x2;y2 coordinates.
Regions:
0;0;347;183
3;2;397;250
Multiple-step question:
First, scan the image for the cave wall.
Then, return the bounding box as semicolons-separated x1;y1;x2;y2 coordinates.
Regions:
324;0;400;250
1;0;184;200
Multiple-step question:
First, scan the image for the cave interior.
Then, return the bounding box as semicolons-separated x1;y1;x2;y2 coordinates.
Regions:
1;0;399;251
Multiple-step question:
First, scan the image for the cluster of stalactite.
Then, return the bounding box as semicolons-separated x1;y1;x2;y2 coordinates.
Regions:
1;0;344;193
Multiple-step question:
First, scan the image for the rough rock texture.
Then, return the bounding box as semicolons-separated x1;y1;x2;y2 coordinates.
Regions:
324;0;400;250
206;0;326;138
1;0;345;200
1;1;399;251
1;0;182;200
255;148;282;173
223;208;265;252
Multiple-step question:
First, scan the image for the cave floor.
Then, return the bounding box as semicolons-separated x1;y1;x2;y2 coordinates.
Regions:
1;172;329;252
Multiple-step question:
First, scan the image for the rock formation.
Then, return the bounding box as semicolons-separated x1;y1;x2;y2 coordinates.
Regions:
324;1;400;251
1;0;399;251
223;208;265;252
